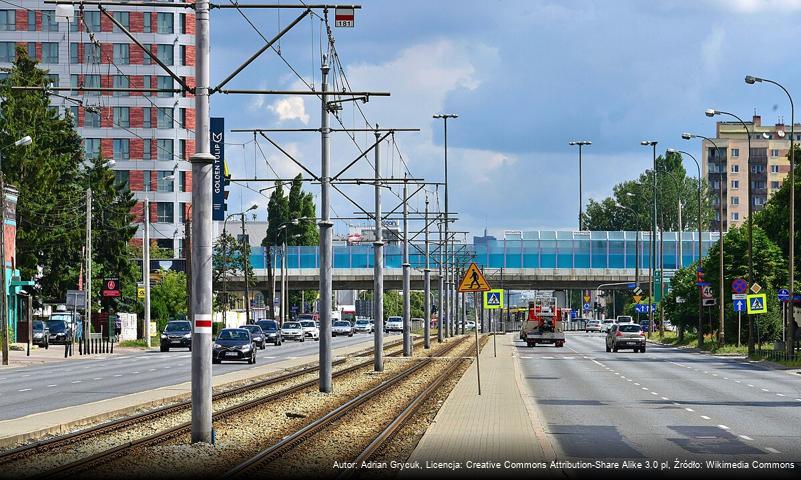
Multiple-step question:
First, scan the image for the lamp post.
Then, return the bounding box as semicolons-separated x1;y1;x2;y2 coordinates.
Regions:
667;148;704;348
705;109;754;354
278;217;309;324
569;140;592;230
641;140;658;336
745;75;795;357
616;201;641;288
683;132;726;347
434;113;458;340
0;135;33;366
223;204;257;325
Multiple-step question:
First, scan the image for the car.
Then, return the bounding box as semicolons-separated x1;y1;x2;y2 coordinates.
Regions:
256;320;283;345
239;324;267;349
385;316;403;333
663;321;677;332
353;319;374;333
465;320;477;330
281;321;305;342
300;320;320;341
213;328;257;364
332;320;354;337
615;315;634;324
44;319;73;345
32;320;49;348
297;313;319;322
159;320;192;352
585;319;602;333
606;323;646;353
600;319;616;333
639;320;652;332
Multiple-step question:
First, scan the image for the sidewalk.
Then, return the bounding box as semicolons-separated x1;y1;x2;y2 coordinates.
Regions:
406;333;555;471
2;343;144;369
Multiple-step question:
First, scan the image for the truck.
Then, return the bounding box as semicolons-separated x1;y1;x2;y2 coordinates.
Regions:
521;297;565;347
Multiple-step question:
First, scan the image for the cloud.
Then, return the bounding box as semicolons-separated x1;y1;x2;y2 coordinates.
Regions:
710;0;801;12
701;26;725;74
268;96;310;124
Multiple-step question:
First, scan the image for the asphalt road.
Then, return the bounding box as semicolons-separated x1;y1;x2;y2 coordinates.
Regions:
517;332;801;471
0;333;382;421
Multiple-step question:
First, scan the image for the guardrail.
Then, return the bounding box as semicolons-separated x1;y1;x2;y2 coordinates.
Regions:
753;345;798;363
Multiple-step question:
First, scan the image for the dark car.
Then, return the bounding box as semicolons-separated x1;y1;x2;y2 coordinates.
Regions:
44;319;71;345
160;320;192;352
33;320;49;348
213;328;256;364
256;320;283;345
240;324;266;349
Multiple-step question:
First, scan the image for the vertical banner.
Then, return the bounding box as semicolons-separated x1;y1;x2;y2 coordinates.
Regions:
211;117;225;221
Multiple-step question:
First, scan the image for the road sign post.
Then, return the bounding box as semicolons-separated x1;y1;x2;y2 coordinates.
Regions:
458;264;489;397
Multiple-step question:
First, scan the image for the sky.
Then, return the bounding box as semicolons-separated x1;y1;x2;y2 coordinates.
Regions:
208;0;801;240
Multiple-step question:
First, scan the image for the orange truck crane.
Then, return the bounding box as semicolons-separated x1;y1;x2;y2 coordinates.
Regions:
520;297;565;347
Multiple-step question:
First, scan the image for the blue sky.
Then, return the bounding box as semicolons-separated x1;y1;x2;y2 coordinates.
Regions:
209;0;801;239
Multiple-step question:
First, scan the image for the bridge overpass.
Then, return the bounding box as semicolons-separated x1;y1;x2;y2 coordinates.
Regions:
222;230;720;292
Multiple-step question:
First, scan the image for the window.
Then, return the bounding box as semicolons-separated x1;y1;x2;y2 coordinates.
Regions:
143;12;151;33
143;170;152;190
84;108;100;128
180;45;186;66
84;43;101;64
157;12;173;33
70;43;79;64
46;74;59;87
84;138;100;160
156;44;173;65
142;75;151;95
157;171;174;192
84;74;100;96
27;10;34;31
731;180;740;189
41;43;58;63
157;139;173;161
113;75;129;97
114;170;130;190
113;139;130;160
179;108;186;128
771;165;780;173
113;44;129;65
27;42;35;59
179;202;187;223
771;149;780;157
143;45;151;65
112;11;129;32
751;165;765;173
68;106;78;121
179;171;187;192
731;148;740;157
113;107;129;128
731;196;740;205
143;140;152;161
179;139;185;160
156;202;174;223
180;13;186;34
732;212;740;221
751;181;766;190
754;196;766;206
83;11;100;32
143;107;152;128
42;10;58;31
70;74;79;94
771;181;781;189
157;76;173;98
0;42;14;62
0;10;15;31
157;107;173;128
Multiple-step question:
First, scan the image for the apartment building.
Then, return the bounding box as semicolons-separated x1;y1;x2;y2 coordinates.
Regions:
0;1;196;257
701;115;800;232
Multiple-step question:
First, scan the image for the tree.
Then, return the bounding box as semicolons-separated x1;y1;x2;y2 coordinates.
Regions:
150;271;188;332
212;231;253;312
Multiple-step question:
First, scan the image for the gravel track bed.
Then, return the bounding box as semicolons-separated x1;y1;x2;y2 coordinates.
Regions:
77;337;469;480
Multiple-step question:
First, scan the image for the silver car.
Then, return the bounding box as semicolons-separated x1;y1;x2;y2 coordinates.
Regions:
332;320;354;337
354;319;373;333
281;322;305;342
300;320;320;340
606;323;646;353
385;316;403;332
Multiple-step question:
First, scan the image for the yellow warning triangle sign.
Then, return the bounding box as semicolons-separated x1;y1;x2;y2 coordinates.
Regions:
458;263;492;293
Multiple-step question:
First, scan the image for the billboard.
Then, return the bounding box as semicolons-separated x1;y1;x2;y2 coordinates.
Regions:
211;117;225;221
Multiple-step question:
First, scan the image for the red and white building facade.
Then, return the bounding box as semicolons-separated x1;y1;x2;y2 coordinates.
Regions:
0;1;196;257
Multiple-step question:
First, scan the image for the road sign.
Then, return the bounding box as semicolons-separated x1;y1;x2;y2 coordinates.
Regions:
483;289;503;309
66;290;87;309
633;295;642;303
458;263;491;292
137;287;145;299
335;7;355;27
583;303;591;311
635;304;655;313
703;298;716;306
101;277;120;297
583;293;591;303
701;285;713;299
632;286;643;296
746;293;767;314
732;278;747;294
778;288;790;302
732;293;746;300
750;282;762;294
628;283;637;289
733;299;746;312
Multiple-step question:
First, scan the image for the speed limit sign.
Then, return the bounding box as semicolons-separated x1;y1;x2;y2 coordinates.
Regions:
702;285;713;299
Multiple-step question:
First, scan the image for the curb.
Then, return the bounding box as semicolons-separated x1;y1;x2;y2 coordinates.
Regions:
511;338;557;462
646;339;801;372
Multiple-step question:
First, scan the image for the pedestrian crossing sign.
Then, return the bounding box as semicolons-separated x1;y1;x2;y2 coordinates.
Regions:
746;293;767;314
483;289;503;309
458;263;491;292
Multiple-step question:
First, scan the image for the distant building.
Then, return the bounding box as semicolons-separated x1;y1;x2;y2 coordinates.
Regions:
343;221;401;246
702;115;801;231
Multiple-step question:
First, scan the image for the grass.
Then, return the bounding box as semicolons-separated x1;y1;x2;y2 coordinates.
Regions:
119;337;160;348
650;331;801;367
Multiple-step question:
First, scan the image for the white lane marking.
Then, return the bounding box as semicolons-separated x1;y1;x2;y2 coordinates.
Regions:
620;376;627;379
614;372;620;375
18;388;31;392
685;407;695;412
22;374;30;377
739;435;753;441
563;356;574;360
723;377;729;380
766;447;781;454
116;356;129;359
132;371;140;374
701;415;711;420
641;387;649;391
71;380;81;384
113;374;122;377
163;366;171;369
673;402;681;406
47;384;57;387
761;388;769;392
747;384;755;387
627;379;633;382
148;369;157;372
634;383;640;386
650;392;658;395
92;377;102;380
520;356;532;359
796;399;801;402
718;425;730;430
543;356;554;359
776;393;785;397
712;374;718;377
735;380;742;383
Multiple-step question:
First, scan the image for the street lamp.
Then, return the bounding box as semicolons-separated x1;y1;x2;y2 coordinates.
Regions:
683;132;726;347
569;140;592;230
616;201;641;287
434;114;458;338
222;204;258;325
641;140;658;335
1;135;33;366
667;148;704;348
745;75;796;357
277;217;311;323
705;108;755;355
